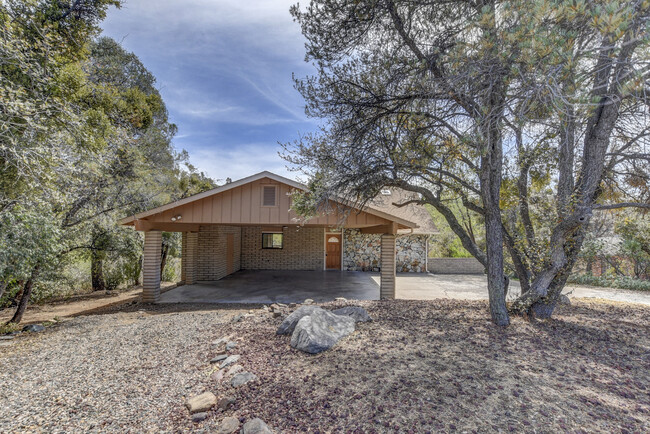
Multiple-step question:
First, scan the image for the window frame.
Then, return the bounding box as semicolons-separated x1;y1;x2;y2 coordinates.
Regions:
261;185;278;207
261;232;284;249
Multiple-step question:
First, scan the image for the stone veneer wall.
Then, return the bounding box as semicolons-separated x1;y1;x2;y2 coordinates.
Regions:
241;226;324;270
196;225;242;281
342;229;428;272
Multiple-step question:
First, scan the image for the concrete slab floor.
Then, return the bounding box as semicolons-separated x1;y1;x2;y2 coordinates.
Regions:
159;270;380;304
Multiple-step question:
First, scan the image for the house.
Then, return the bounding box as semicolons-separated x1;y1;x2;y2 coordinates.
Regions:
119;171;437;302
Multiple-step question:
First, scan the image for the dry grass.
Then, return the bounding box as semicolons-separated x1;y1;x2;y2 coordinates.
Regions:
189;299;649;433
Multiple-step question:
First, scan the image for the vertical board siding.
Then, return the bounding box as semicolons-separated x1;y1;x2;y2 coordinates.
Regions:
144;177;393;228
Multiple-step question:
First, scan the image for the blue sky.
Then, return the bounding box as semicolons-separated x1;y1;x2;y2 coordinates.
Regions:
102;0;318;182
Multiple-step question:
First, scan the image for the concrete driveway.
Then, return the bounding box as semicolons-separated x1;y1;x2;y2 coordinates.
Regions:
160;270;379;304
385;273;650;306
159;270;650;306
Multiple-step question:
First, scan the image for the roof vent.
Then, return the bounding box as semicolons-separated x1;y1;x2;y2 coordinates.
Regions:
381;189;391;195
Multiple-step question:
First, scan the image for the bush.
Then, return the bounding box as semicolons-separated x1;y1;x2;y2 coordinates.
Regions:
568;274;650;291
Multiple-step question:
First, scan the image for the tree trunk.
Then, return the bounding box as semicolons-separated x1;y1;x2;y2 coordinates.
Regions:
8;265;40;324
160;242;169;280
0;281;7;301
530;230;585;318
91;250;106;291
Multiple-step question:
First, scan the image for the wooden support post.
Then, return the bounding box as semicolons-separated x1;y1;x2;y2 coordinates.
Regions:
380;233;396;299
184;231;199;285
142;230;162;303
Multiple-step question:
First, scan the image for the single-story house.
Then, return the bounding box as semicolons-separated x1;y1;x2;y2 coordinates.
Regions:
119;171;437;302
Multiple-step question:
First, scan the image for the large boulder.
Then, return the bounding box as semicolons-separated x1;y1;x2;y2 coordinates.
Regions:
290;308;355;354
276;305;320;335
331;306;372;323
241;418;273;434
186;391;217;414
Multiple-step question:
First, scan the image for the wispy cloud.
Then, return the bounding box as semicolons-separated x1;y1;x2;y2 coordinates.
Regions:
102;0;319;180
190;143;297;182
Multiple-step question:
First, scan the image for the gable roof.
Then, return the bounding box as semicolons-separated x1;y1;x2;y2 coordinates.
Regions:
119;171;429;230
369;188;438;234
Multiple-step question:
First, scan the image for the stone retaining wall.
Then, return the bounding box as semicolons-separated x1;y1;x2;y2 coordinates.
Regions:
342;229;428;272
427;258;484;274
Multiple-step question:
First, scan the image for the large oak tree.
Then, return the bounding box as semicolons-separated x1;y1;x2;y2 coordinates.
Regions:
286;0;650;325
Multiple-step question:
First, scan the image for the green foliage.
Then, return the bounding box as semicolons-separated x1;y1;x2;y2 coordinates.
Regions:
568;274;650;292
0;1;216;313
427;203;482;258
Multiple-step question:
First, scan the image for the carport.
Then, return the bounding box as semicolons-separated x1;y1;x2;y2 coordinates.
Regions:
119;172;421;303
159;270;379;304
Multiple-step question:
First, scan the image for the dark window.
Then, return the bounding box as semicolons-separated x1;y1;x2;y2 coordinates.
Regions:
262;232;283;249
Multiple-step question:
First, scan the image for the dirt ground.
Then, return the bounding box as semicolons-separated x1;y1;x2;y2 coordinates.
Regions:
0;282;176;325
1;298;648;433
206;299;649;433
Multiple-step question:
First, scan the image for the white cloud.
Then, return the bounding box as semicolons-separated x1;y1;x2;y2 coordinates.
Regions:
188;142;303;182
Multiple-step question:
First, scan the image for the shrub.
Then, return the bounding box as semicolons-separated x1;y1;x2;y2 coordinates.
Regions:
568;274;650;291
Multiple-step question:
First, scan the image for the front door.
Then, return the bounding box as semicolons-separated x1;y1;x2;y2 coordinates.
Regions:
326;234;342;269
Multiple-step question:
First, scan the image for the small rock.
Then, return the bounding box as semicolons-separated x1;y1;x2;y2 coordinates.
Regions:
226;364;244;376
291;308;356;354
261;305;269;312
231;372;257;388
22;324;45;333
241;418;273;434
276;305;320;335
303;298;314;305
225;341;237;351
335;297;347;302
272;311;281;318
270;303;281;311
559;294;571;305
191;412;209;423
332;306;372;322
186;392;217;414
220;354;241;369
217;416;240;434
212;336;231;347
210;354;228;364
232;314;244;323
217;395;236;410
211;370;225;382
277;303;287;308
0;335;14;340
288;303;297;308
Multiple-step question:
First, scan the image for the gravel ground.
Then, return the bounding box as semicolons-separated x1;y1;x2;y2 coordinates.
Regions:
1;300;649;433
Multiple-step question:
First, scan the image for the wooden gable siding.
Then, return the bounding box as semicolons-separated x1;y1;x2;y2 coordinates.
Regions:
144;178;390;227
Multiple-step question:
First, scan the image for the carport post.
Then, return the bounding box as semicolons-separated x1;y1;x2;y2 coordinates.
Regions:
183;231;199;285
380;233;396;299
142;230;162;303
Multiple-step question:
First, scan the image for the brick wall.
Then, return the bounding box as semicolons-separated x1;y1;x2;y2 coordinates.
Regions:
427;258;484;274
196;225;242;281
241;226;324;270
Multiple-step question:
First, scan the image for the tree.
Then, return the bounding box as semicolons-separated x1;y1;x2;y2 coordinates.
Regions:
286;0;650;324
